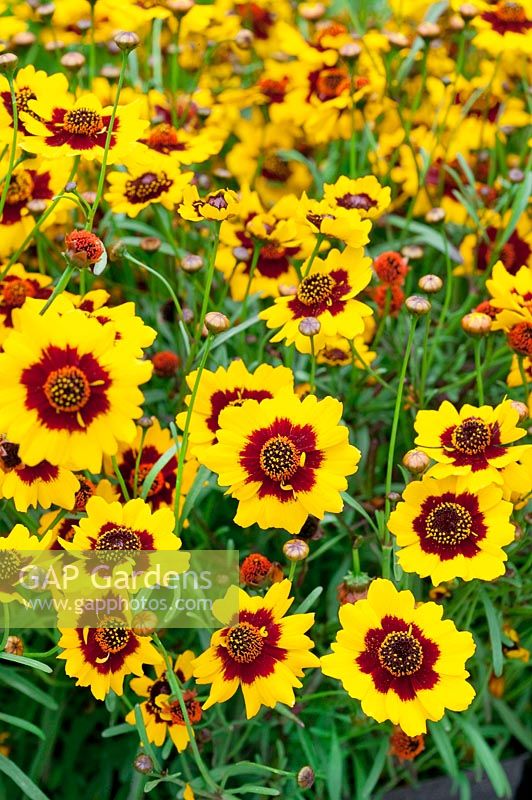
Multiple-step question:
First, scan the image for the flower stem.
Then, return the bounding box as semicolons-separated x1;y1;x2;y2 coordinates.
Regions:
517;356;529;405
0;74;18;220
194;223;220;348
112;454;130;500
383;317;417;544
85;50;128;231
133;427;148;498
288;560;297;583
309;334;317;394
474;338;484;405
39;264;75;315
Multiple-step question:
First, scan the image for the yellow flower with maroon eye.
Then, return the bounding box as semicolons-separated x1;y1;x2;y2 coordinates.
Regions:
193;580;319;719
199;388;360;534
323;175;391;220
321;579;476;736
260;247;373;355
388;475;516;584
472;1;532;54
176;360;294;459
126;651;202;752
0;65;70;136
0;264;53;343
140;122;224;165
18;93;148;162
0;305;152;473
57;612;163;700
179;185;240;221
104;153;193;217
414;399;529;490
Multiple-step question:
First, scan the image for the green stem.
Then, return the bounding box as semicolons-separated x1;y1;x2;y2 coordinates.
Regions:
124;252;189;332
88;1;96;84
39;264;75;315
474;338;485;405
241;239;261;319
0;74;18;220
85;51;128;231
174;335;214;535
288;561;297;583
352;546;361;577
112;454;130;500
0;604;9;651
383;317;418;543
418;311;432;407
133;427;148;498
517;356;529;405
153;634;219;794
192;224;220;352
309;334;317;394
349;340;392;391
303;234;324;277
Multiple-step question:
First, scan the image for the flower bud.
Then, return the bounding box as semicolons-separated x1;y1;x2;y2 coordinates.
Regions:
113;31;140;52
449;14;465;31
60;51;86;72
235;29;254;49
283;538;309;562
4;635;24;655
297;766;315;789
418;274;443;294
401;244;423;260
339;41;362;59
108;240;126;262
510;400;528;423
298;316;321;337
140;236;161;253
64;230;107;273
36;4;55;20
278;283;297;297
131;611;158;637
137;415;154;429
425;207;445;223
232;246;251;262
384;30;410;48
152;350;180;377
417;21;440;39
12;32;37;47
508;168;524;183
402;449;430;475
240;553;273;587
488;673;505;699
133;753;154;774
459;3;478;20
167;0;195;15
461;311;492;337
405;295;431;316
0;53;18;75
181;253;203;273
204;311;230;334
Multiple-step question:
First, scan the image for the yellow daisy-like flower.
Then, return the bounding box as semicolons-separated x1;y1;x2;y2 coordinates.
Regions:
0;264;53;344
486;261;532;331
200;389;360;533
316;333;376;368
176;360;294;459
414;400;528;490
57;618;162;701
321;579;476;736
388;475;516;584
0;437;79;512
179;186;239;222
297;194;372;249
139;122;224;166
0;522;53;603
20;93;148;162
0;65;70;140
323;175;391;221
472;1;532;55
104;154;193;217
193;579;319;719
0;305;152;473
260;246;373;354
126;651;202;752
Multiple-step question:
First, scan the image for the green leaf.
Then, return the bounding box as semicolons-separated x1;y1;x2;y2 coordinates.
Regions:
429;721;459;779
386;215;462;263
101;723;135;739
210;315;260;349
361;738;388;800
0;653;52;673
492;699;532;752
326;727;343;800
341;493;380;534
0;712;45;741
295;586;323;614
0;754;51;800
230;786;280;796
457;718;511;798
481;590;503;677
0;667;58;710
495;171;532;251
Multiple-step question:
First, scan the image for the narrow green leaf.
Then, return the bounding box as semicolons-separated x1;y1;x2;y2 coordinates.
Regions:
429;721;459;779
492;699;532;752
0;667;58;710
481;590;503;677
457;718;511;798
276;149;323;193
295;586;323;614
210;315;260;349
0;653;52;674
230;786;280;796
341;493;380;534
361;738;388;800
101;723;134;739
327;727;343;800
0;754;51;800
0;713;45;741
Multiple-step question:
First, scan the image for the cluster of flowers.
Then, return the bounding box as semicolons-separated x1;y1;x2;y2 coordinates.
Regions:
0;0;530;789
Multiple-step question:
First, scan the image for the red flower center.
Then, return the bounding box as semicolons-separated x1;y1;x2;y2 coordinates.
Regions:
259;434;300;482
164;691;203;725
451;417;491;455
495;1;526;22
146;123;184;154
426;501;473;546
261;155;291;182
125;172;173;204
507;321;532;356
94;618;131;654
315;68;351;101
63;107;104;136
95;526;142;556
336;192;377;211
2;278;35;308
136;462;165;496
297;272;335;306
378;630;424;677
43;365;91;413
226;621;265;663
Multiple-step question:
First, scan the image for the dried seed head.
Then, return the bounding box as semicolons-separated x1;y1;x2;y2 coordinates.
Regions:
4;635;24;655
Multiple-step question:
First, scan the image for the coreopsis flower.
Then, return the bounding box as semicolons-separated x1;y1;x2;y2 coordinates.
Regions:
388;475;516;584
0;264;52;344
0;438;79;512
139;122;224;165
0;523;53;603
20;94;148;162
316;333;376;369
200;389;360;533
104;154;193;217
373;251;409;286
260;247;373;354
324;176;391;221
64;230;106;273
192;579;319;718
502;624;530;663
176;360;294;459
297;194;372;249
0;65;70;138
240;553;274;587
472;1;532;55
125;651;202;752
0;305;152;473
0;160;72;258
458;213;531;276
414;400;529;490
179;186;239;222
486;261;532;330
372;283;405;316
57;614;162;700
389;728;425;762
321;579;476;735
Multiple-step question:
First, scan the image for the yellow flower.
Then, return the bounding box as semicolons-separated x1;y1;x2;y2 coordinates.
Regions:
472;1;532;56
199;389;360;533
176;360;294;459
0;304;152;473
321;579;476;736
0;438;79;512
105;154;193;217
0;522;53;604
0;65;69;141
487;261;532;331
20;93;148;162
193;580;319;718
126;651;202;752
139;122;225;165
388;475;515;584
324;175;391;221
414;399;529;490
296;194;372;249
260;246;373;354
179;186;239;222
0;264;53;344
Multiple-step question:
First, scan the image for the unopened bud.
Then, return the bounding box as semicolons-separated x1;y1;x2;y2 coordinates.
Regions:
204;311;230;334
510;400;528;422
461;311;492;337
297;766;315;789
0;53;18;74
449;14;465;31
418;274;443;293
36;4;55;19
4;635;24;655
405;295;431;316
167;0;195;15
235;29;254;49
425;207;445;223
133;753;154;775
181;253;203;273
137;415;154;429
402;449;430;475
60;51;85;72
283;538;309;562
298;316;321;337
417;22;440;39
140;236;161;252
384;30;410;48
508;168;524;183
278;283;297;296
401;244;423;260
12;32;37;47
131;611;158;637
459;3;478;20
113;31;140;52
339;41;362;59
